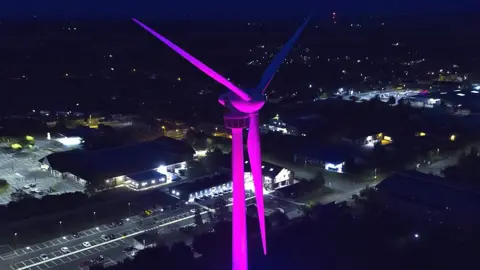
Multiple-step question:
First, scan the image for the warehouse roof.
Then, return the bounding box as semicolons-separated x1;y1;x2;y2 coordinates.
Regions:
40;138;193;182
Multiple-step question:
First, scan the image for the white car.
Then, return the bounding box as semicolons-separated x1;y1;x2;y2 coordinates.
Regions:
190;209;196;213
82;241;91;247
39;254;49;261
60;247;70;254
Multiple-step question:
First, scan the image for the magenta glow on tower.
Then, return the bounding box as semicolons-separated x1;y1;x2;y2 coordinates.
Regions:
133;16;311;270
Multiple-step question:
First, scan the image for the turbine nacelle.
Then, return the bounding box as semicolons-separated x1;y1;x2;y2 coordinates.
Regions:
218;90;265;114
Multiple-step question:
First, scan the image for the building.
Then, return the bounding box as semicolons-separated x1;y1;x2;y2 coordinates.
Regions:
170;161;295;202
342;131;393;147
294;143;367;173
39;137;194;189
260;115;299;136
244;160;294;190
170;173;232;202
376;171;480;225
126;170;168;190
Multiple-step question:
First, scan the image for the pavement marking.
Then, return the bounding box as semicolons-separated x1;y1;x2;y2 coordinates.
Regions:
15;211;205;270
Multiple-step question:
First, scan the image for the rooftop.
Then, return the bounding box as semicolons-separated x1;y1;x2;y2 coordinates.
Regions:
244;160;283;179
127;170;166;182
41;138;194;182
377;171;480;216
172;173;231;194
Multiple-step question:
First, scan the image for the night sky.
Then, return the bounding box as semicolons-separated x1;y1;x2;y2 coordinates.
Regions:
1;0;478;20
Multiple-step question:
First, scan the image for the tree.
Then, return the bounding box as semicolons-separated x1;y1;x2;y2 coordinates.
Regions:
269;209;289;227
84;181;96;196
387;96;396;106
10;188;33;202
213;198;228;221
170;242;194;270
194;208;203;228
0;179;9;194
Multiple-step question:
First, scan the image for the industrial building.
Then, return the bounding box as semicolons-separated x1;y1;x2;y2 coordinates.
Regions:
39;137;194;190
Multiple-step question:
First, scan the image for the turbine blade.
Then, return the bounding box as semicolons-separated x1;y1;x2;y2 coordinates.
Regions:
132;18;250;101
257;14;312;93
247;113;267;255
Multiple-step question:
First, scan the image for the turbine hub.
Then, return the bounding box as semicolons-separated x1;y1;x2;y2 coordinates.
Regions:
218;90;265;114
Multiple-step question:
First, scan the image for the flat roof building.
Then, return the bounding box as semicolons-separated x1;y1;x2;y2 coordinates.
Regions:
39;137;194;190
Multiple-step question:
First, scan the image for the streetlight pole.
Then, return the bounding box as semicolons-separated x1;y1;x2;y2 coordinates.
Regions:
59;221;63;237
374;168;377;179
14;233;17;250
128;203;131;217
93;212;96;228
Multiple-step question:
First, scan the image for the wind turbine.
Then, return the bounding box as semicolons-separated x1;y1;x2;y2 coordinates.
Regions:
133;16;310;270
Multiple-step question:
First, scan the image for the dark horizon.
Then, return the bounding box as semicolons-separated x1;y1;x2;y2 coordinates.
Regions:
1;0;479;21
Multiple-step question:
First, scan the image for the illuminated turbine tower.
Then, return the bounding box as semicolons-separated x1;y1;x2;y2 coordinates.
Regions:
133;16;310;270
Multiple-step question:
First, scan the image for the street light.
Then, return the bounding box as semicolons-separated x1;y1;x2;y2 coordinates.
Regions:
374;168;377;179
59;221;63;237
93;212;96;227
128;203;131;217
14;233;17;250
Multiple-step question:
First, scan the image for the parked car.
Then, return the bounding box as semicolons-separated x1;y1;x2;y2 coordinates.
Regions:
60;247;70;254
101;235;109;241
82;242;91;248
39;254;49;261
72;232;81;238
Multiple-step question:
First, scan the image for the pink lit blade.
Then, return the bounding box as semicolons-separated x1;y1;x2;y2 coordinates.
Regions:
257;15;312;93
231;128;248;270
132;18;250;101
247;113;267;255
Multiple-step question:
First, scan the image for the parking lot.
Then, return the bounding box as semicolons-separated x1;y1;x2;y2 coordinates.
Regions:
9;230;136;270
0;139;84;204
6;209;201;270
12;245;121;270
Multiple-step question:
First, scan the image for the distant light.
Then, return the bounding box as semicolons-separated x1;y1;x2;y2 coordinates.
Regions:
55;137;82;146
414;233;419;239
